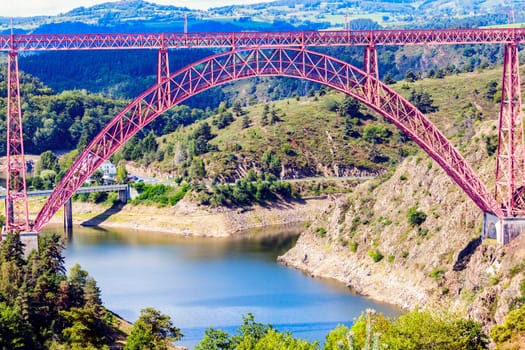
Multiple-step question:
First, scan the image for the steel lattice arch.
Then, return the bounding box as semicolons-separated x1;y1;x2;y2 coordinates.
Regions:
33;47;503;231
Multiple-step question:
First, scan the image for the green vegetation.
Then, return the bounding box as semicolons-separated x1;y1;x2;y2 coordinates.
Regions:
407;207;427;226
132;183;190;207
491;279;525;349
368;249;384;263
314;227;327;238
125;308;182;350
197;175;294;207
0;232;120;349
194;309;488;350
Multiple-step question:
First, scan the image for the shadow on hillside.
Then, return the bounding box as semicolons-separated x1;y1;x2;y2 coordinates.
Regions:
453;237;482;271
80;201;124;227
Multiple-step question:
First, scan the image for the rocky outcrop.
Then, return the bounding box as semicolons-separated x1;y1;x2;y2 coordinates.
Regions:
278;149;525;330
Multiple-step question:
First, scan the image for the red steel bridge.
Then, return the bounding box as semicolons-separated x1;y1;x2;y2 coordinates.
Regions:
2;28;525;244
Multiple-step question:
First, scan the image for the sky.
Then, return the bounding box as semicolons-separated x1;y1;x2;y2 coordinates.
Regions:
3;0;273;17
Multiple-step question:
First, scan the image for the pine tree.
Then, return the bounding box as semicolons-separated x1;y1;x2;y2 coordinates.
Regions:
83;277;102;309
242;115;251;129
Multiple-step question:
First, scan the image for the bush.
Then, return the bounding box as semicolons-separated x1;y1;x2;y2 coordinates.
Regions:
314;227;327;237
368;249;384;262
407;206;427;226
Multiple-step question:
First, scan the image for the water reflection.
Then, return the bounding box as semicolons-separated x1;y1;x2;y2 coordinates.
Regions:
46;224;401;348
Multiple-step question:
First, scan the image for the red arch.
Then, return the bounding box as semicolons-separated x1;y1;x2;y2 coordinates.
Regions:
34;48;502;231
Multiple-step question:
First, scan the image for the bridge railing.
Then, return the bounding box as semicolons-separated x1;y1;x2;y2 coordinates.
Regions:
0;184;129;200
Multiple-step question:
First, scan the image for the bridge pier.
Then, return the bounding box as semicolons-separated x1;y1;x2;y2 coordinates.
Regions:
1;231;39;256
64;197;73;238
483;212;525;244
118;186;129;204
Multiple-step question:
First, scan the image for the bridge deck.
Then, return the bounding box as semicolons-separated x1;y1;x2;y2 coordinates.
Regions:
1;28;524;51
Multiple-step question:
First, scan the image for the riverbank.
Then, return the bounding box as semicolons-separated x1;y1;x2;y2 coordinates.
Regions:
47;196;335;237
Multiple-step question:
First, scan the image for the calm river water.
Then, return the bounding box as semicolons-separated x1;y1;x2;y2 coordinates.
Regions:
50;224;400;348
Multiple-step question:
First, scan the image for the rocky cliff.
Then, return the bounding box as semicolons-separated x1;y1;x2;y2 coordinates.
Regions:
279;134;525;329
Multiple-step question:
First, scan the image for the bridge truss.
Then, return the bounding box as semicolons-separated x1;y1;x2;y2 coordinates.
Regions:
1;28;524;243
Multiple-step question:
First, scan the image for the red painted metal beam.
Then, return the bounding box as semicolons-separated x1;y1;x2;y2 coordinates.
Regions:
1;28;525;52
33;48;502;231
495;43;525;216
4;51;30;234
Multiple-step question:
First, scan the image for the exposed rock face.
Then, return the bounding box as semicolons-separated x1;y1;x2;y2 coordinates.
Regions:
279;152;525;330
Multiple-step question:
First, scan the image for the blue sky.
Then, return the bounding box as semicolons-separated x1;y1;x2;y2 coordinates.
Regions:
4;0;273;17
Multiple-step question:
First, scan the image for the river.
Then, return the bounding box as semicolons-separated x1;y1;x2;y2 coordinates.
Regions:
51;224;401;348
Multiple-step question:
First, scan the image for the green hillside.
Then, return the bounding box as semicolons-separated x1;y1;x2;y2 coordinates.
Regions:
118;61;506;184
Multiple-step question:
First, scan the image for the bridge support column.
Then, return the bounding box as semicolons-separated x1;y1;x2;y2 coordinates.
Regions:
118;185;129;204
483;212;525;244
5;50;30;233
495;43;525;216
363;44;379;105
1;231;39;256
64;197;73;238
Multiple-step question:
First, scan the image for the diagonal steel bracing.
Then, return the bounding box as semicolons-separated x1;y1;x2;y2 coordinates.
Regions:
33;48;502;231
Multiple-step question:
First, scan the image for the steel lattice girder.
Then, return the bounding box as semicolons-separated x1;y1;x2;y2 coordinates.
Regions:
495;43;525;216
33;48;502;231
5;51;30;233
1;28;525;52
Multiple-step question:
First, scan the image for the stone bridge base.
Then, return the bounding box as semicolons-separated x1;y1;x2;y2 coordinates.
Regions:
483;212;525;244
1;232;39;256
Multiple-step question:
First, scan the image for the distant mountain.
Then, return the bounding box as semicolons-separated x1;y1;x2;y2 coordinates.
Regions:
2;0;519;35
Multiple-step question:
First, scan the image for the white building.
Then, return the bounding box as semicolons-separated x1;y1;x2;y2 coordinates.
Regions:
99;160;117;178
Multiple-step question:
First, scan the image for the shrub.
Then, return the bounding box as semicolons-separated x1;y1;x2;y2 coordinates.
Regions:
368;249;384;263
430;268;445;279
314;227;327;237
407;206;427;226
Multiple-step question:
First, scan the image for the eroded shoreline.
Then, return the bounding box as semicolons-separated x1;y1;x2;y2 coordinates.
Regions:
46;196;335;237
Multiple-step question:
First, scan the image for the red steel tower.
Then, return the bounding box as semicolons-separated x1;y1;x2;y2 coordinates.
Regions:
4;50;30;234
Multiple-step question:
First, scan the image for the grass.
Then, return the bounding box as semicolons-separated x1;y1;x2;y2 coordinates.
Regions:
158;90;415;183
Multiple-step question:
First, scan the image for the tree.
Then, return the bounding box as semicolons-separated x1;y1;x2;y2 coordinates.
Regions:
60;307;110;349
241;115;251;129
142;131;158;154
115;164;128;184
91;169;103;185
34;150;59;176
125;307;182;350
233;101;244;116
0;233;25;266
195;328;232;350
338;96;362;118
231;313;272;348
255;329;318;350
189;157;206;179
491;304;525;349
83;277;102;309
363;124;392;144
0;302;33;349
68;264;88;308
193;122;214;155
409;89;438;114
407;206;427;226
261;104;270;126
405;69;418;82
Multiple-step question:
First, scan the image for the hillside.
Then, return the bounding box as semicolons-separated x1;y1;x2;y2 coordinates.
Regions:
276;66;525;337
115;89;417;184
